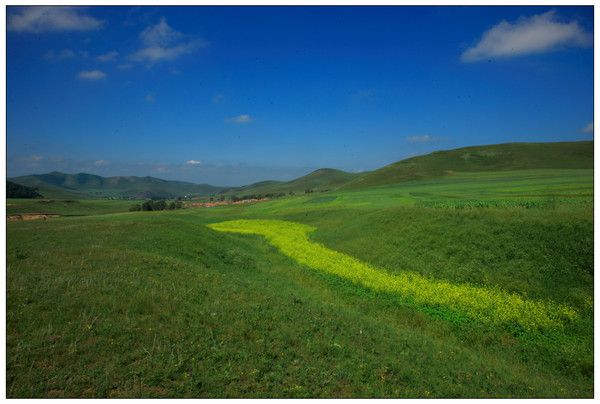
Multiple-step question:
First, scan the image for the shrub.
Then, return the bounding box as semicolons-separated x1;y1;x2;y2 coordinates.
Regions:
138;199;183;212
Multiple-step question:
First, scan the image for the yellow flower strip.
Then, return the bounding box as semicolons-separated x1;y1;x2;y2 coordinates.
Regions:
208;219;577;331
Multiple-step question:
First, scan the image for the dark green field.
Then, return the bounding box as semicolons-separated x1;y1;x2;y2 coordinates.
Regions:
6;143;594;398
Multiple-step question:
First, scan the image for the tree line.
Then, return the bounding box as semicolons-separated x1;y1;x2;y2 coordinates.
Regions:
129;200;183;212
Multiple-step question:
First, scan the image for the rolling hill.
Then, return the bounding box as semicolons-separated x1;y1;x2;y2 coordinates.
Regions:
342;141;593;190
10;172;226;200
8;141;593;200
223;168;362;196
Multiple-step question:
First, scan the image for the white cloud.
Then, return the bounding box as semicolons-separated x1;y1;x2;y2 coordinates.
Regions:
44;49;76;61
145;93;155;103
97;51;118;62
77;69;106;80
582;122;594;133
140;17;182;47
132;43;199;63
461;10;591;62
130;17;207;63
186;160;201;165
406;135;433;143
8;6;103;33
227;114;252;124
94;159;109;166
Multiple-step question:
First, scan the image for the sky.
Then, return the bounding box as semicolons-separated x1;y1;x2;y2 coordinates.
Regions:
7;6;594;186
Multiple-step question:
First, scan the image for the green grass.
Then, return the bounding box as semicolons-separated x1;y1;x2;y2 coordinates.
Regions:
7;198;135;216
208;219;577;331
7;167;593;397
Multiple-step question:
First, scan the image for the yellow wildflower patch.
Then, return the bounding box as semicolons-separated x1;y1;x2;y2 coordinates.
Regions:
208;219;577;331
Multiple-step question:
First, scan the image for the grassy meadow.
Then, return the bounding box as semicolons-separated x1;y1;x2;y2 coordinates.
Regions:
6;168;593;397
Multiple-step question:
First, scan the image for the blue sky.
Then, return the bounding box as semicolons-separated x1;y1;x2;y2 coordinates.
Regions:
7;6;594;186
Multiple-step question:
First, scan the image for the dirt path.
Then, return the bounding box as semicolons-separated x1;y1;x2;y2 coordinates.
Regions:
7;213;60;221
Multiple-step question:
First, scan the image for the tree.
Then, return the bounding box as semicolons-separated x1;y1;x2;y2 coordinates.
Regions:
141;201;154;211
7;181;42;198
153;200;167;210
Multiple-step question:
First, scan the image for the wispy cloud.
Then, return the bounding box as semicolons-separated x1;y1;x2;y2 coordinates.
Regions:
8;6;103;33
461;10;591;63
406;135;433;143
44;49;76;61
186;159;201;165
77;69;106;80
97;51;118;62
582;122;593;133
154;165;169;174
351;89;375;101
212;94;225;104
130;17;207;64
226;114;252;124
94;159;109;166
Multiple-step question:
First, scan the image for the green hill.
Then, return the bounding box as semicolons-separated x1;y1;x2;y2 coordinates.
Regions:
10;171;226;200
225;168;361;196
343;141;593;190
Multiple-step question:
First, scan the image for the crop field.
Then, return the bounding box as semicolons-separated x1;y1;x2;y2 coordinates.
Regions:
6;169;593;398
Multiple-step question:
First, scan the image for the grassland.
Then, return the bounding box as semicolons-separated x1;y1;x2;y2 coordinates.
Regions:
7;199;135;216
7;167;593;397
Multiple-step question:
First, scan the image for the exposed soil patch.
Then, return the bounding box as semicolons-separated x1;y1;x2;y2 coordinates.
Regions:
7;213;60;221
190;198;269;208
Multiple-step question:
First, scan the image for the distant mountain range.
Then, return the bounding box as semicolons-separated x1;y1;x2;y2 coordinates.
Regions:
8;141;593;199
9;172;226;199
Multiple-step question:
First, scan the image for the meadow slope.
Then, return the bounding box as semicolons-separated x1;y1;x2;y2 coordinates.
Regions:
343;141;593;189
6;167;593;398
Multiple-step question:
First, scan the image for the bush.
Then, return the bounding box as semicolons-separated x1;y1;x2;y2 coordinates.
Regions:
141;201;154;211
137;199;184;212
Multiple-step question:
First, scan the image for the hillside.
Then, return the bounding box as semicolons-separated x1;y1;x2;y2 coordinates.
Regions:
224;168;362;196
343;141;593;190
7;181;43;199
10;171;225;200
